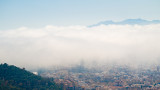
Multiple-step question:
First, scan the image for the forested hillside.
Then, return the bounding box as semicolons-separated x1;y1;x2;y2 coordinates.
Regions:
0;63;62;90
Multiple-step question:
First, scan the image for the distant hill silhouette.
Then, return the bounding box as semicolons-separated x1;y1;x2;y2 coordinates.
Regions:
89;19;160;27
0;63;62;90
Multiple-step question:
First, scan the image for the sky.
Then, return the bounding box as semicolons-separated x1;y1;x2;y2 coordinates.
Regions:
0;0;160;69
0;0;160;30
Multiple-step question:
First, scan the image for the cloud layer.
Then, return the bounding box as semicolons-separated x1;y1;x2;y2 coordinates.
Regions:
0;24;160;69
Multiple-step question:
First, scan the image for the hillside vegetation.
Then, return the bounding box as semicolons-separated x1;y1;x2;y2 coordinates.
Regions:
0;63;62;90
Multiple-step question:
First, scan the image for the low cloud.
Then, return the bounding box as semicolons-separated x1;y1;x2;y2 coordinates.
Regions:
0;24;160;69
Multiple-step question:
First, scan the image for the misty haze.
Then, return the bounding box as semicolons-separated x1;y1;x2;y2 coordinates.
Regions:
1;24;160;68
1;0;160;90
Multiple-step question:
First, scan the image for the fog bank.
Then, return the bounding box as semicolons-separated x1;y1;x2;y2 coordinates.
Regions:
0;24;160;69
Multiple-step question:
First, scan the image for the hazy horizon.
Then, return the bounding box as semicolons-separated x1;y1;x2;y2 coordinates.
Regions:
1;0;160;70
0;23;160;69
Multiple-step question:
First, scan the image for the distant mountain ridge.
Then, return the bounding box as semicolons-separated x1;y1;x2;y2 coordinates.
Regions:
90;19;160;27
